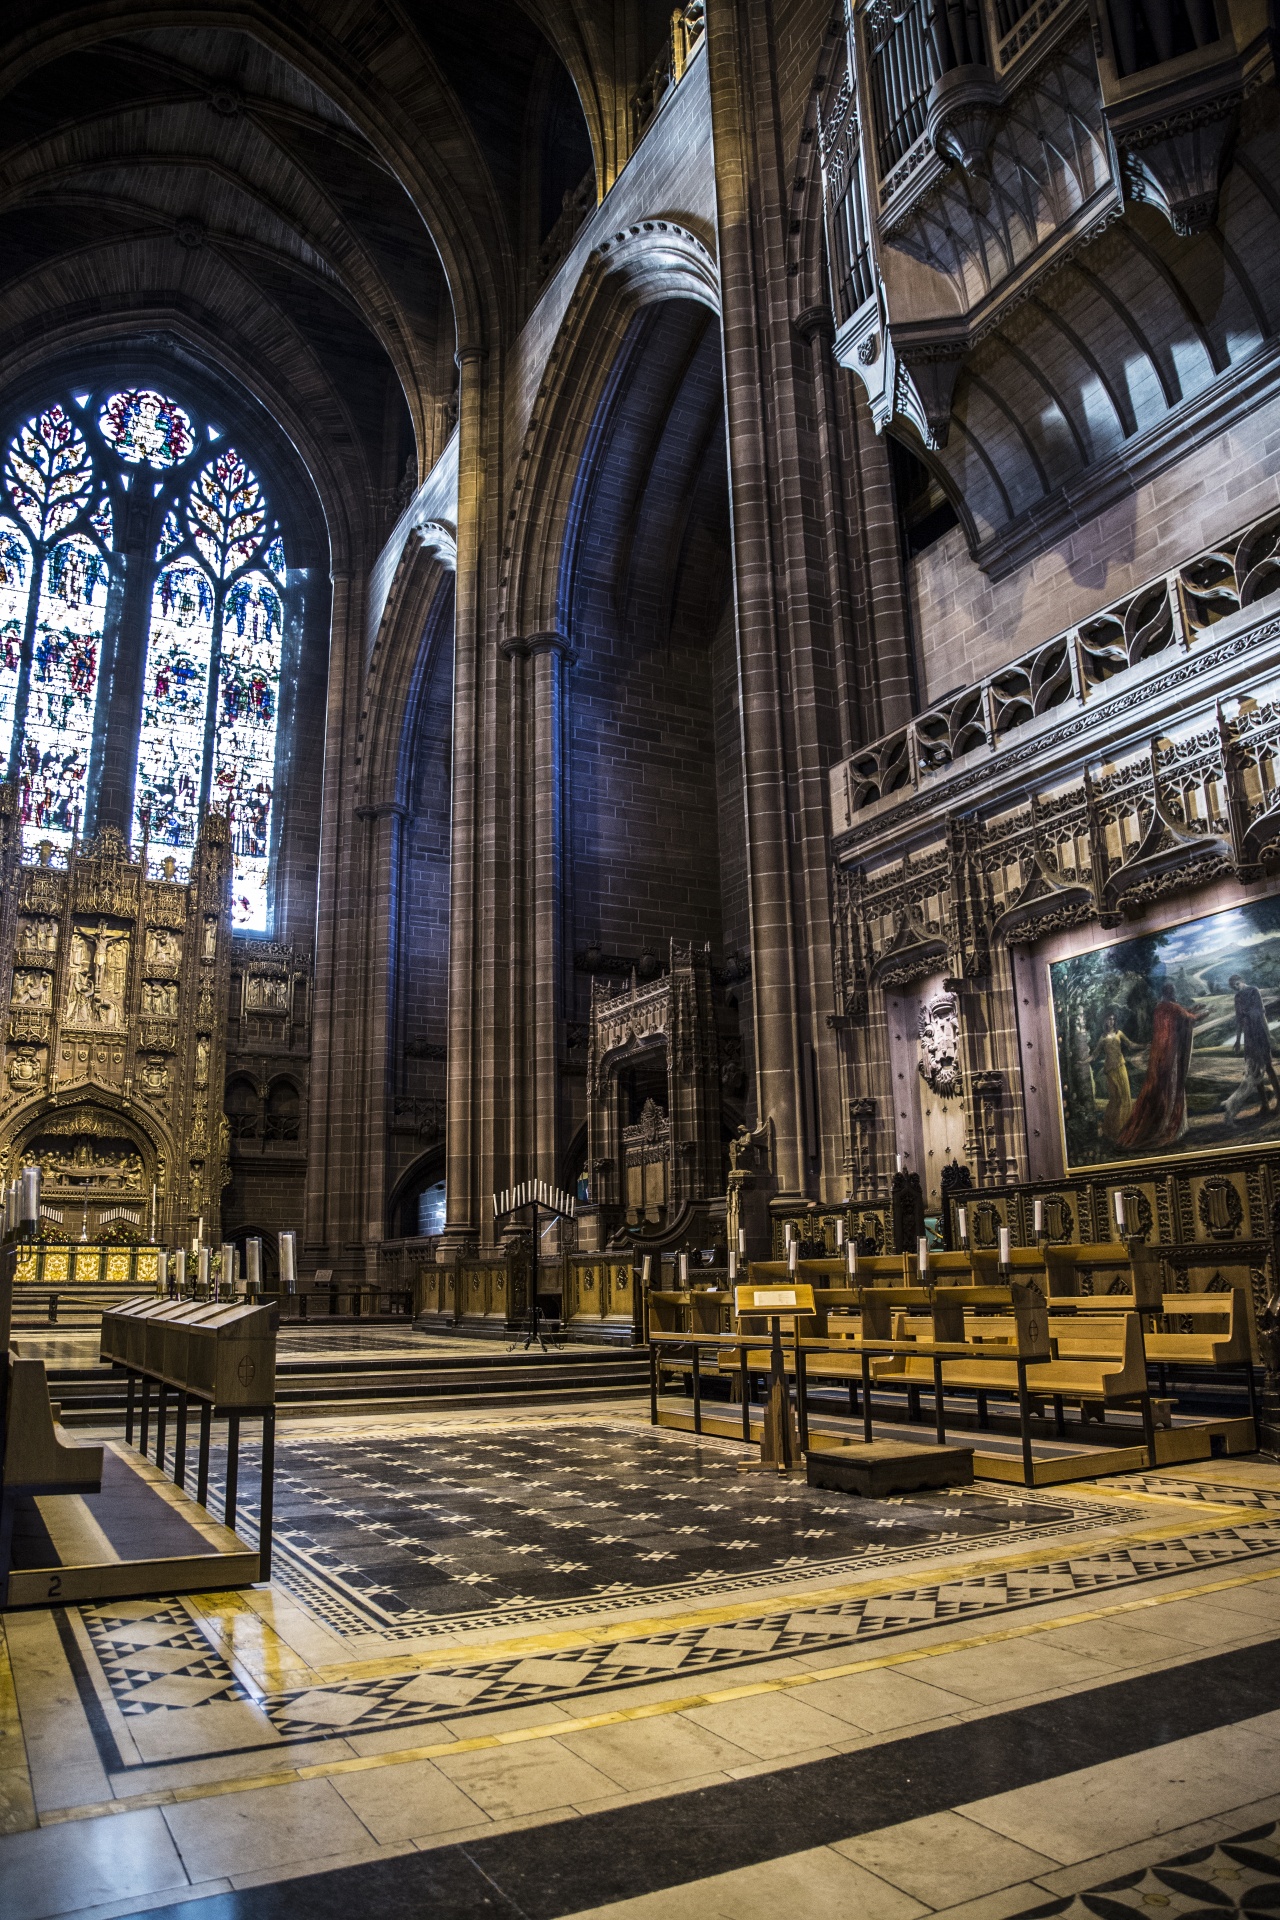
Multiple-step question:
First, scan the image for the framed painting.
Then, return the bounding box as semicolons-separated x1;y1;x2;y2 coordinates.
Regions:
1048;895;1280;1171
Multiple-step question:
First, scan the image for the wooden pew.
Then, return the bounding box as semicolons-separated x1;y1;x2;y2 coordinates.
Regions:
1;1354;105;1604
1147;1292;1250;1366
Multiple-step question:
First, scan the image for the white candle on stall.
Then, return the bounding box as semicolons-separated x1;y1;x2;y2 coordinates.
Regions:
957;1206;968;1246
679;1251;688;1284
246;1237;262;1293
1033;1198;1044;1235
156;1248;168;1295
279;1231;296;1287
642;1254;653;1289
728;1247;737;1281
198;1246;210;1292
835;1218;845;1248
998;1225;1011;1267
221;1242;235;1298
1114;1189;1127;1233
788;1239;798;1274
917;1235;929;1276
174;1247;187;1293
847;1239;859;1277
738;1228;747;1257
896;1154;903;1174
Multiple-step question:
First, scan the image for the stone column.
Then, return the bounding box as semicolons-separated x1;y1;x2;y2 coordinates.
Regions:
529;633;568;1186
442;345;498;1255
707;2;921;1207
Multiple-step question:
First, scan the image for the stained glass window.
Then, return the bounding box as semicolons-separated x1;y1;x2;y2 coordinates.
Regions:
0;384;289;929
156;505;182;562
187;449;265;578
21;533;108;845
98;389;194;469
213;571;283;928
133;561;215;871
0;519;31;771
90;493;113;551
4;406;93;543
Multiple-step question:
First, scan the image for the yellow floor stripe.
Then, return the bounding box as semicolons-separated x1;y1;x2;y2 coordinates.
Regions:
189;1489;1267;1692
39;1556;1280;1830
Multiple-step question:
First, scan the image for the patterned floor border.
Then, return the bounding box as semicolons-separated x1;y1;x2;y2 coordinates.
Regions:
73;1513;1280;1758
1013;1818;1280;1920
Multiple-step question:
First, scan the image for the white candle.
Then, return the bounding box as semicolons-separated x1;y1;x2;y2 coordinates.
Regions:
917;1235;929;1275
738;1228;747;1256
847;1239;858;1277
246;1238;262;1291
175;1247;187;1292
20;1165;40;1226
896;1153;903;1174
279;1231;296;1286
679;1251;689;1284
157;1248;168;1294
1033;1198;1044;1235
998;1225;1011;1267
785;1221;795;1245
788;1240;798;1273
221;1242;235;1297
957;1206;968;1246
1114;1189;1127;1232
835;1218;845;1248
642;1254;653;1288
728;1248;737;1280
198;1246;210;1291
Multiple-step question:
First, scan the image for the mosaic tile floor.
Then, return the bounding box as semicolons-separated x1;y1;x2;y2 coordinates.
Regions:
215;1419;1129;1635
1017;1819;1280;1920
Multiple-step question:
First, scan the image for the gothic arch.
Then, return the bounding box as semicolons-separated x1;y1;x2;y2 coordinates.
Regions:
500;219;720;645
361;531;457;810
0;2;508;355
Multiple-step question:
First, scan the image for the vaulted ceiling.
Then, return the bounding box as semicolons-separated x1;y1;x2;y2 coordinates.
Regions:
0;2;666;564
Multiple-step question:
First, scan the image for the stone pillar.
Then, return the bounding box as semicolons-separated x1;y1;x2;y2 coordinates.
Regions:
707;2;920;1207
303;565;362;1269
529;633;568;1185
442;345;498;1255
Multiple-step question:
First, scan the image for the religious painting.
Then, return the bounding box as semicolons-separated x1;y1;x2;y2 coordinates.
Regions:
63;918;130;1028
1049;895;1280;1170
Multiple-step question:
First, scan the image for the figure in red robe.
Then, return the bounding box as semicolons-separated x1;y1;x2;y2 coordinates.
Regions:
1116;982;1205;1152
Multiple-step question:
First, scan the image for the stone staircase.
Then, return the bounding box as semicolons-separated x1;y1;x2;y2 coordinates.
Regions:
47;1343;651;1427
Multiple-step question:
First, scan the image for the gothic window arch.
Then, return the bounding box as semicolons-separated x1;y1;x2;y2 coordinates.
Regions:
0;386;293;930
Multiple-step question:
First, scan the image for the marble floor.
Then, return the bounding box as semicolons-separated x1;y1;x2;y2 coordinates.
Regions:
2;1400;1279;1919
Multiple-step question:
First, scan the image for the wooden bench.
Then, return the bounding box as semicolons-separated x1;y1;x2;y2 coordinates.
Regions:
1146;1292;1250;1366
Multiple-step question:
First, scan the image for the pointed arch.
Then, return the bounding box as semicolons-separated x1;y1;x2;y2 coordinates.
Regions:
499;218;720;646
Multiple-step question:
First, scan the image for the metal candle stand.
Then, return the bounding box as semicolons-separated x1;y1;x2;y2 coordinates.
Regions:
101;1297;279;1579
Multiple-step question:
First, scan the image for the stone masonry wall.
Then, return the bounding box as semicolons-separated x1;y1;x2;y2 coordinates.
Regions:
911;390;1280;704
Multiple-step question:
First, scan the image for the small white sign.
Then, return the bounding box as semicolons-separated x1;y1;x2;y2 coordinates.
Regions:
752;1289;798;1308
